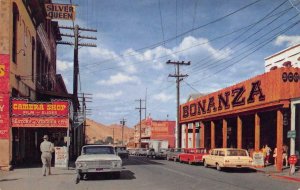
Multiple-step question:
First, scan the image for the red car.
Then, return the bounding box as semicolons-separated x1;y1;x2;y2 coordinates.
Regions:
179;148;207;165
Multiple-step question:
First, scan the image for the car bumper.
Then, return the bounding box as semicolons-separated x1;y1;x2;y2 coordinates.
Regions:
223;164;252;168
77;167;122;173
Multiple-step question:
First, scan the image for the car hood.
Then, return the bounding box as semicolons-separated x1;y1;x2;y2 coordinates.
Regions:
76;154;121;162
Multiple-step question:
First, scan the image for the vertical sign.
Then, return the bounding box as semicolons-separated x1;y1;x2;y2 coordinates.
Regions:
0;54;10;139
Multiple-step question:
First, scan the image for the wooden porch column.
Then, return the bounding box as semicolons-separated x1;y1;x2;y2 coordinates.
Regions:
237;116;242;149
255;113;260;151
200;122;205;148
276;110;283;171
192;123;196;148
186;124;189;148
211;121;215;149
222;119;227;148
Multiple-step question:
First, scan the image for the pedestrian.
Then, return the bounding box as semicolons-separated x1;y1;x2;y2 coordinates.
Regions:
282;144;288;167
264;144;272;165
40;135;54;176
273;147;277;166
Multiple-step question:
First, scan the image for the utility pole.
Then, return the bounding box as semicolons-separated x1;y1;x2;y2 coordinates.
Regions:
120;118;126;146
145;88;147;120
166;60;190;148
136;99;146;148
57;25;97;109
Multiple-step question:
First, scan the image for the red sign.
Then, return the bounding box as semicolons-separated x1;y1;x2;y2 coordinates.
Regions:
288;155;298;165
0;54;10;139
11;117;69;128
11;99;69;117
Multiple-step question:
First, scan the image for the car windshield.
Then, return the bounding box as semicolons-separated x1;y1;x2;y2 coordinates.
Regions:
116;147;126;151
175;149;182;152
83;146;115;155
226;150;248;156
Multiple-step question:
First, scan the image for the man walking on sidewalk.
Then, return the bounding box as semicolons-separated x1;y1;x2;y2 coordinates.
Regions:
40;135;55;176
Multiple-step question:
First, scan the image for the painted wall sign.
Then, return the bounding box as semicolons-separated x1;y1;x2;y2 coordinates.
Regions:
11;117;69;128
11;99;69;117
54;146;69;168
45;3;76;20
0;54;10;139
180;68;300;122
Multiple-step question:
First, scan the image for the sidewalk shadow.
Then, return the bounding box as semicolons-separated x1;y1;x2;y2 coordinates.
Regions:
0;178;22;182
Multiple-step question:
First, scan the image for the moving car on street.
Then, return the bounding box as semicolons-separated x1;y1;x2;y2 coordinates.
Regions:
75;145;122;181
136;148;148;156
166;148;183;161
202;148;253;171
115;146;129;159
179;148;207;165
155;148;169;159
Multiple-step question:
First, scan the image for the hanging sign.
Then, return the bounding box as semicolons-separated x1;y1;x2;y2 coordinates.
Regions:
45;3;76;20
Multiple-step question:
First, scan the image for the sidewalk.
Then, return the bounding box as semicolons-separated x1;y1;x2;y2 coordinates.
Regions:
254;165;300;182
0;166;78;190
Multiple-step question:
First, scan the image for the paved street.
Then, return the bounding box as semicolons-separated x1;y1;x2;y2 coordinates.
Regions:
0;156;299;190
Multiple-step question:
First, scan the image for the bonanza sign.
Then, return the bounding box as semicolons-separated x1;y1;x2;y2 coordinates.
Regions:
180;67;300;122
45;3;76;20
11;99;69;128
0;54;10;139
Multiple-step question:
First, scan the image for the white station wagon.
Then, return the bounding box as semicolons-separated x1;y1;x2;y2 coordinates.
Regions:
75;145;122;180
202;148;253;171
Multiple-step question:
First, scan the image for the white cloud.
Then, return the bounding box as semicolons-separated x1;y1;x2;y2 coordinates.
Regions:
97;73;140;85
94;91;123;100
153;92;174;102
57;60;73;71
274;35;300;47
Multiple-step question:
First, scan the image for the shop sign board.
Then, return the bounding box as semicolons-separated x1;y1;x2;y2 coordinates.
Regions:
11;99;69;117
180;68;300;122
54;146;68;168
0;54;10;139
287;130;296;138
11;117;69;128
45;3;76;20
252;151;264;167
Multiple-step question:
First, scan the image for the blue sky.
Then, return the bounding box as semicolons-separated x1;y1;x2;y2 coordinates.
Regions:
54;0;300;127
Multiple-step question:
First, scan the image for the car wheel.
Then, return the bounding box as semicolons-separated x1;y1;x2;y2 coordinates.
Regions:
204;160;208;167
216;164;222;171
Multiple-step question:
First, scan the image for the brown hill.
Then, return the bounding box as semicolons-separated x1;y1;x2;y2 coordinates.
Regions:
85;118;134;145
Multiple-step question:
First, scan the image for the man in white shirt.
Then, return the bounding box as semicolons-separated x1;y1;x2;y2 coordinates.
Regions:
40;135;54;176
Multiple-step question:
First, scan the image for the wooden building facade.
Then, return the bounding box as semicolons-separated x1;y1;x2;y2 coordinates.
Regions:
180;67;300;171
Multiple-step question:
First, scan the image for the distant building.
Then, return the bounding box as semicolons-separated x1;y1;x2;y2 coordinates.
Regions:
264;43;300;72
134;117;175;148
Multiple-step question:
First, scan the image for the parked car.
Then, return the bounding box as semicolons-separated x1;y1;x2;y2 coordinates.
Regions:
166;148;183;161
202;148;253;171
136;148;148;156
75;145;122;181
179;148;207;165
146;148;155;158
115;146;129;159
155;148;169;159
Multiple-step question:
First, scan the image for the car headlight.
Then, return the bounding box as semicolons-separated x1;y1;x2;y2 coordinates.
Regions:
112;160;122;168
76;161;87;168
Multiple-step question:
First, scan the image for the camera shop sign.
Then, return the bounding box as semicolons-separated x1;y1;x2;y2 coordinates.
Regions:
181;80;266;119
45;3;76;20
11;99;69;128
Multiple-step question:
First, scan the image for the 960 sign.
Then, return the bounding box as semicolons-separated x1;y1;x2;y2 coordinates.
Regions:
282;72;300;82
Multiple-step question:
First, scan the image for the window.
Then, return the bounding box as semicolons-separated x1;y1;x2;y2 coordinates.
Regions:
31;37;35;82
219;151;225;156
226;150;248;156
12;3;19;63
